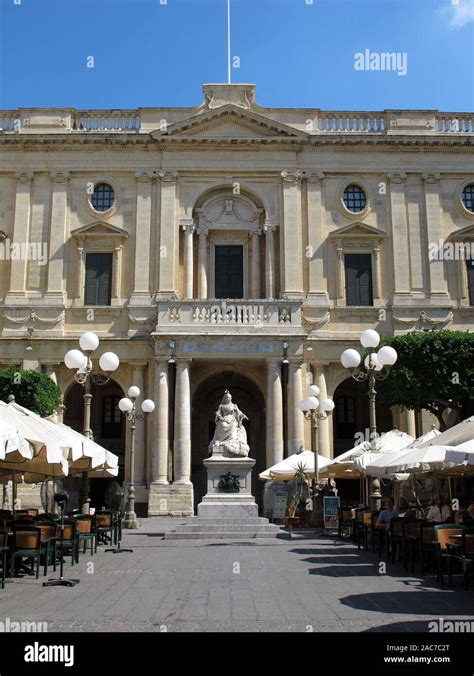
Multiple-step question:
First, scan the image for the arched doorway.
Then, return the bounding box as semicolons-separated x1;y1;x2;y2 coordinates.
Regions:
332;376;394;457
63;378;126;510
191;373;266;513
331;376;394;502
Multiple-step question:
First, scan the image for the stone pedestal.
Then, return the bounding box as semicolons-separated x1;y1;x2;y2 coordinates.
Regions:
197;455;258;518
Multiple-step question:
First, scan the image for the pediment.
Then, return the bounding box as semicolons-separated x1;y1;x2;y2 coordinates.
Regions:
151;104;308;140
448;223;474;240
329;222;386;239
71;221;129;239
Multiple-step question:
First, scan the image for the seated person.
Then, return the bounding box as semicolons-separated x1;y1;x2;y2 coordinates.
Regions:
396;497;416;519
426;496;453;523
375;497;398;529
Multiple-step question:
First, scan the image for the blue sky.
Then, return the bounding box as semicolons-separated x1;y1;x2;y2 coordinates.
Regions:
0;0;473;111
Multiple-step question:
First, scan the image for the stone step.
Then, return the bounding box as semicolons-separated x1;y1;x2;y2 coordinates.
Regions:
170;524;280;533
165;530;282;540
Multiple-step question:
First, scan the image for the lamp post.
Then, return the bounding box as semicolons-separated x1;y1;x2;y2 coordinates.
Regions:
119;387;155;529
298;386;335;527
65;332;120;513
340;329;398;509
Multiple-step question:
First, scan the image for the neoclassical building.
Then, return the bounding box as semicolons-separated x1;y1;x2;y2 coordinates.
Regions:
0;83;473;515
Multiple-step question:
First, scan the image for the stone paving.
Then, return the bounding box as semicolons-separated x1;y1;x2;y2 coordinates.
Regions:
1;518;473;633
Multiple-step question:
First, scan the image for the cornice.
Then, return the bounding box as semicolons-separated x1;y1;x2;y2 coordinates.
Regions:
0;134;472;154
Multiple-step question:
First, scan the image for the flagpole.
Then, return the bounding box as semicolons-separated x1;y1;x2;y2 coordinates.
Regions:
227;0;231;84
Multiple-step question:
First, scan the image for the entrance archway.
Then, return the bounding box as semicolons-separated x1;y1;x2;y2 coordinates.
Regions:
191;373;266;513
63;378;125;510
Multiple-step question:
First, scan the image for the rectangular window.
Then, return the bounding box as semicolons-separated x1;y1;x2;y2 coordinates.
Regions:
467;259;474;306
84;253;112;306
345;253;373;306
214;245;244;299
102;396;122;438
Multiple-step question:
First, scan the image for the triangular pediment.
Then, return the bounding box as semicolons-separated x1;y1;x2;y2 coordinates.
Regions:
151;104;308;140
71;221;129;239
329;222;386;239
448;223;474;240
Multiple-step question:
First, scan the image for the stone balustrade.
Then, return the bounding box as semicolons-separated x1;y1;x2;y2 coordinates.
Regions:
0;108;472;135
156;299;302;330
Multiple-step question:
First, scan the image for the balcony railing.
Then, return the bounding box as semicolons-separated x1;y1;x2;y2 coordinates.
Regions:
156;299;301;329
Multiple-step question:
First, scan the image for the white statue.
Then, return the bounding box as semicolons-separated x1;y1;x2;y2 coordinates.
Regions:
209;390;250;458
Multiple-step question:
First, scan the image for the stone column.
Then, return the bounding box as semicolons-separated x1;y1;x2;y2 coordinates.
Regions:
132;172;153;303
306;173;328;302
112;245;122;301
288;360;305;454
423;173;447;297
46;171;69;301
266;359;284;468
373;245;382;299
173;359;191;484
401;408;417;438
336;243;345;300
264;223;275;299
131;363;147;488
281;170;304;296
389;173;411;299
152;360;169;485
197;227;208;299
8;172;33;297
182;221;195;300
315;364;331;458
157;171;179;297
250;228;261;298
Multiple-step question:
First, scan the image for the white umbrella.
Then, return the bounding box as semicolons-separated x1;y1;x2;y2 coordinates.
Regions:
0;420;33;462
383;444;462;475
324;429;414;479
363;427;442;478
445;439;474;467
417;416;474;449
259;450;331;481
0;402;68;478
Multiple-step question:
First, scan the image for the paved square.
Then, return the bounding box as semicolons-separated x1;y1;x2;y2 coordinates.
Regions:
1;519;472;633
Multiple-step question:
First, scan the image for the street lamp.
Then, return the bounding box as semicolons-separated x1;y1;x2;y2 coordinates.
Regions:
119;387;155;529
298;385;335;527
64;332;120;513
340;329;398;508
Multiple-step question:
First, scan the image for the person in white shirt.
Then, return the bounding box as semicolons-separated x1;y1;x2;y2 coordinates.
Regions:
426;496;453;523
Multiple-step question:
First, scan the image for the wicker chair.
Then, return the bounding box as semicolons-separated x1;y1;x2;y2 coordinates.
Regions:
11;527;41;579
447;528;474;589
337;508;353;539
74;516;95;556
36;522;58;577
0;530;9;589
95;512;114;549
434;524;465;585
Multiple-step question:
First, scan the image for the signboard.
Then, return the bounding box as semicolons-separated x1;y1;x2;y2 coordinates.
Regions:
272;491;288;520
323;496;340;530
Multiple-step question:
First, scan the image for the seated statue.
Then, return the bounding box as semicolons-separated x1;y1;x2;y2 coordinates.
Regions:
209;390;250;458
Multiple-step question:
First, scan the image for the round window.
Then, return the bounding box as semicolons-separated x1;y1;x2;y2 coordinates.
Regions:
462;184;474;213
90;183;115;212
343;184;367;213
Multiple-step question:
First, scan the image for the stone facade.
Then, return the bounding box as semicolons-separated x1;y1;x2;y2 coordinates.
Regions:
0;83;473;516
